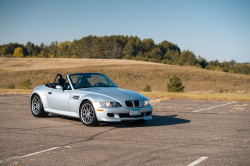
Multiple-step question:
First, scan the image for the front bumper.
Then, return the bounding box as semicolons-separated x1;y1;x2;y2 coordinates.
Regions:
92;102;153;122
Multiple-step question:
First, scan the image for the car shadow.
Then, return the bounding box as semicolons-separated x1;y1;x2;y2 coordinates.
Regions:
47;114;190;127
100;115;190;128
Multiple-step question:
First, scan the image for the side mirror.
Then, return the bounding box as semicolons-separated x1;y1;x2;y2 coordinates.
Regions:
56;85;64;93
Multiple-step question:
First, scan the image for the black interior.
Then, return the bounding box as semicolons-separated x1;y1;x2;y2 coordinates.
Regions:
77;76;92;88
57;78;66;87
45;74;67;89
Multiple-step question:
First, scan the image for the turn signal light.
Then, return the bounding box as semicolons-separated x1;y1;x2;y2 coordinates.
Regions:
97;109;103;111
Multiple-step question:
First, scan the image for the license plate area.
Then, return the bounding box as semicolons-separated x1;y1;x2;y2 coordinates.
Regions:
130;109;141;116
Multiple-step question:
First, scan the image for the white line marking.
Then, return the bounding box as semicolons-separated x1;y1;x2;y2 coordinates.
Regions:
13;147;59;159
193;102;234;112
0;147;59;163
187;157;208;166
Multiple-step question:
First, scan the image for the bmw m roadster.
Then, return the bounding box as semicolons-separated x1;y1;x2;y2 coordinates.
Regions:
30;73;153;126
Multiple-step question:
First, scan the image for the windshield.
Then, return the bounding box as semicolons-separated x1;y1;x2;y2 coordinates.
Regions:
69;73;118;89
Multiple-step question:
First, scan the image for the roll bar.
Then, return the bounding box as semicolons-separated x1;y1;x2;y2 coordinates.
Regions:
53;74;62;86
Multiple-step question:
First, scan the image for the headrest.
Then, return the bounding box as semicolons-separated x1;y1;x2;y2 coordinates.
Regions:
57;78;66;86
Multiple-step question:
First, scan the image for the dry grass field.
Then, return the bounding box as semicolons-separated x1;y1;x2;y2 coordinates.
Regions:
0;58;163;71
140;92;250;103
1;89;249;102
0;58;250;97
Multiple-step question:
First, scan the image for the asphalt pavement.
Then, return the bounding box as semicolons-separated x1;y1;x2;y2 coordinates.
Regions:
0;94;249;166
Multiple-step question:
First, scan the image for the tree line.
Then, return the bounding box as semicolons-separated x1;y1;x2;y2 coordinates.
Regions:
0;35;249;75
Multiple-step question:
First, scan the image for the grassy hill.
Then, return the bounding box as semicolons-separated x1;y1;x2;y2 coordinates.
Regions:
0;58;249;94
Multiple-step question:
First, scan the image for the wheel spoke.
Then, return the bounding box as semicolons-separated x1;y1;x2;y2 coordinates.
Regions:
89;116;93;122
32;97;40;115
81;103;95;124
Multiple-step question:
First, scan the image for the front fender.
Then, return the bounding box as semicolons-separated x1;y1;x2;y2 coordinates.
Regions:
70;93;120;114
30;85;49;108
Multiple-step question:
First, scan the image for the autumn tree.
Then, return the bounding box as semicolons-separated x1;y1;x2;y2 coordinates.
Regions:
37;50;45;58
57;41;71;57
0;46;7;55
13;47;24;57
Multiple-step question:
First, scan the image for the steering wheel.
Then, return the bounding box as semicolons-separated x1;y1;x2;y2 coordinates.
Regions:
94;82;103;87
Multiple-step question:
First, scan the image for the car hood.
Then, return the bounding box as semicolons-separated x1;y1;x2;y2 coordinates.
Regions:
74;87;143;102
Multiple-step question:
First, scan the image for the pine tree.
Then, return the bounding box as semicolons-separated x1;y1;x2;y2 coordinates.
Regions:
166;74;185;92
25;41;34;56
40;42;45;51
134;36;142;54
122;37;135;56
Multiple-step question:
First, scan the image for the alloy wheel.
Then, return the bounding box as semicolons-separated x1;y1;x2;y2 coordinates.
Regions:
32;96;40;115
81;103;94;124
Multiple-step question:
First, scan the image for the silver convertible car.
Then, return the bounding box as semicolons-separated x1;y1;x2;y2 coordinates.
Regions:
30;73;153;126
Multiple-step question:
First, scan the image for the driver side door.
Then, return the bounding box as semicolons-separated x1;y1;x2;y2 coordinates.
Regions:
46;78;71;111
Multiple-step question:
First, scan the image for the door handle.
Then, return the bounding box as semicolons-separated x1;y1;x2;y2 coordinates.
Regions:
48;92;52;94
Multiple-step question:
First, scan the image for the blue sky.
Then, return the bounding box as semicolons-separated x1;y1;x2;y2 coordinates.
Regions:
0;0;249;62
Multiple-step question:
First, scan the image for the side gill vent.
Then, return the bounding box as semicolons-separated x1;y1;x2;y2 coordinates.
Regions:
71;95;80;100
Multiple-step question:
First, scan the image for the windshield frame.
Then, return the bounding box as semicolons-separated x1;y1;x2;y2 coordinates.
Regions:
67;73;118;90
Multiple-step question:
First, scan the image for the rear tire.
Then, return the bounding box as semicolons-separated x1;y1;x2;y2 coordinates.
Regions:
31;94;49;117
80;101;99;126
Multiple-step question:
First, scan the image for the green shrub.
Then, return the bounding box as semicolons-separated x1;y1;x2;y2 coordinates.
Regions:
214;66;221;71
7;54;13;57
7;83;15;89
195;63;202;68
166;74;185;92
219;88;223;93
143;85;152;92
124;54;133;59
231;89;236;93
21;79;32;89
221;68;228;72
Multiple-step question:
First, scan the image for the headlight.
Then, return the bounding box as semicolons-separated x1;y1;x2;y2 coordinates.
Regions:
99;102;122;107
143;100;151;106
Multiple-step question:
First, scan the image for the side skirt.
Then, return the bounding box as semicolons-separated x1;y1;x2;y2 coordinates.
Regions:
44;108;79;118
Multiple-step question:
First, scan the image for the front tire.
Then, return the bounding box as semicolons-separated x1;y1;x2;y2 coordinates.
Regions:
80;101;99;126
31;94;49;117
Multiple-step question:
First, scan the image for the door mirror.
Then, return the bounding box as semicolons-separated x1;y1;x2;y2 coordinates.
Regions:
56;85;64;93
